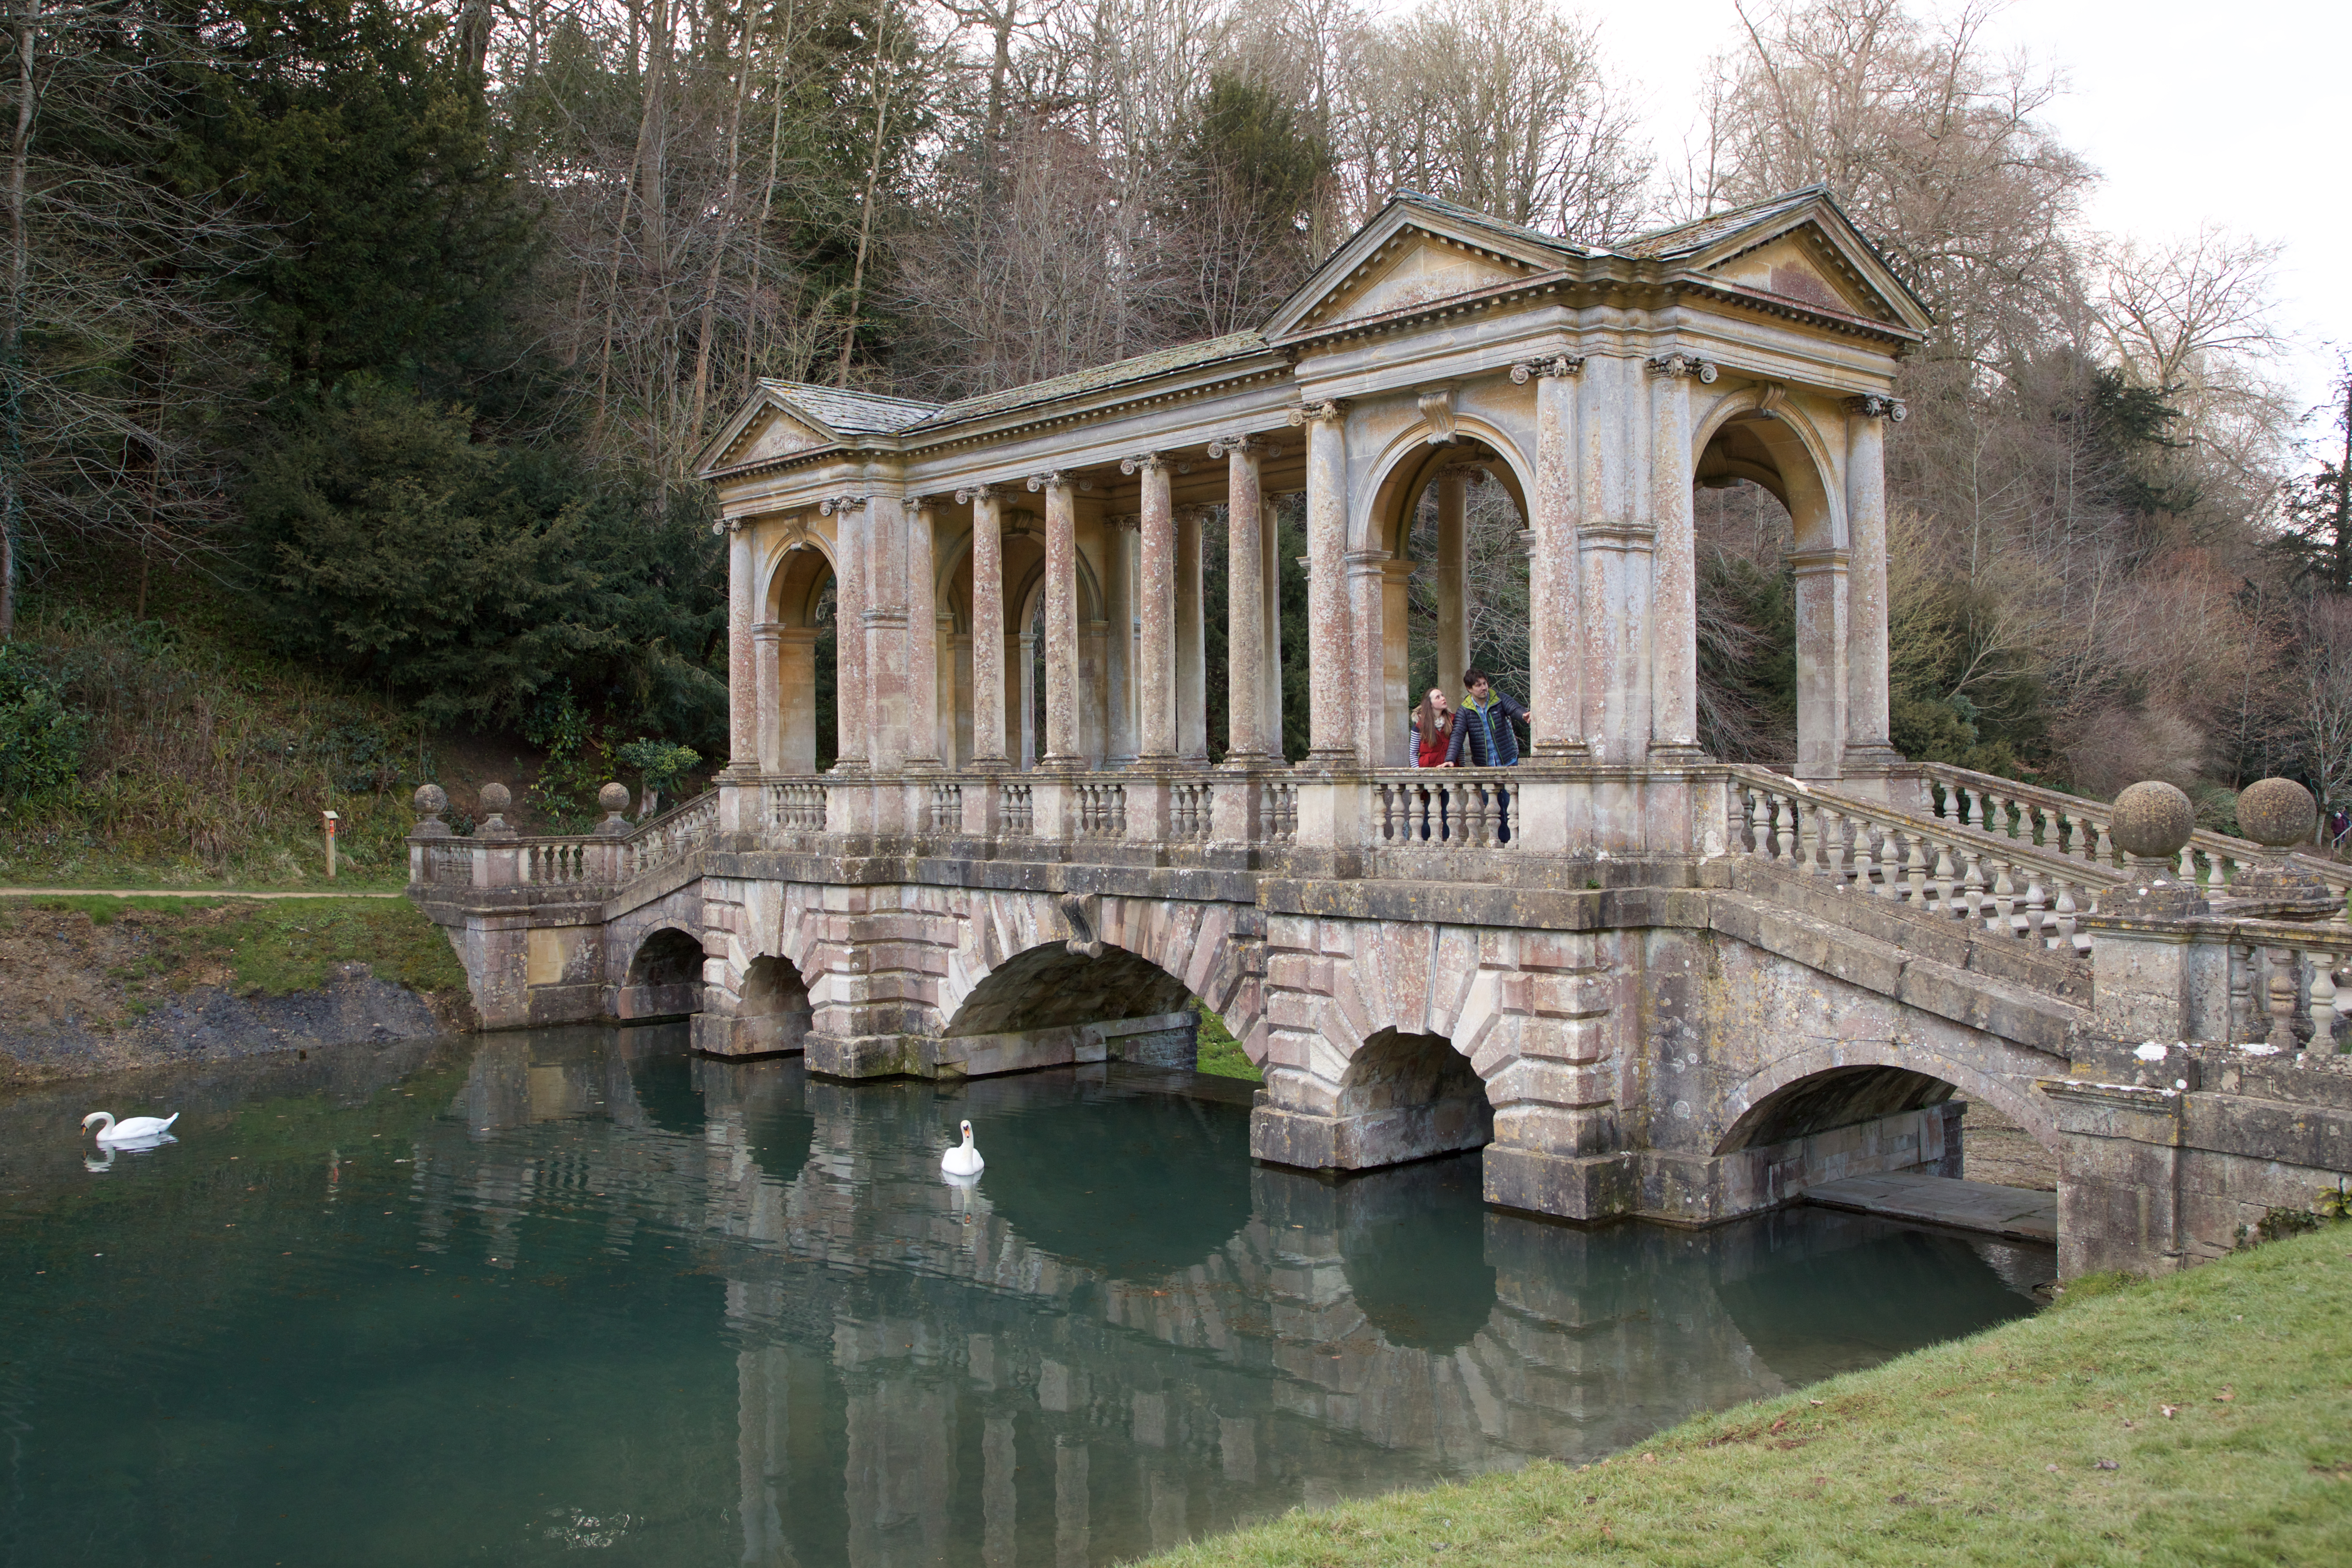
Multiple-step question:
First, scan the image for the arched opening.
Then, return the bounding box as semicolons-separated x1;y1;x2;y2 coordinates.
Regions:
1334;1027;1495;1163
699;953;813;1059
618;927;704;1022
1374;438;1532;769
1714;1061;2061;1212
1694;405;1844;777
945;942;1202;1067
1008;543;1108;770
765;543;838;772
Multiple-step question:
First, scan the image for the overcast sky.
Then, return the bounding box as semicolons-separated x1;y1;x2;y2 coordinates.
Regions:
1594;0;2349;462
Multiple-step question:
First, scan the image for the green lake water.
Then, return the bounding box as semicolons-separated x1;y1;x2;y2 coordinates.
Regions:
0;1026;2051;1565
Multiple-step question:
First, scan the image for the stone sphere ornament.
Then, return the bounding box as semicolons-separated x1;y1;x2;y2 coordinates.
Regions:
2110;780;2195;862
413;782;448;818
480;782;511;815
599;782;631;816
2236;777;2316;850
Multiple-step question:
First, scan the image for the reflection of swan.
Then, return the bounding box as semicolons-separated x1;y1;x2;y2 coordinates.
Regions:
82;1110;179;1148
942;1120;984;1178
85;1149;116;1173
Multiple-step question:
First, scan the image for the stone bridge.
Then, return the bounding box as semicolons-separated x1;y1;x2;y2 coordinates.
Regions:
409;185;2349;1277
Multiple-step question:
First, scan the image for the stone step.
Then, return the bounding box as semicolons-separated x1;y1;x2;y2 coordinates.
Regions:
1803;1170;2057;1244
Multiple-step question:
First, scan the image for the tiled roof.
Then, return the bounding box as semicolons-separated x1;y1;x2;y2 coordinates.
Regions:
1616;186;1830;260
906;332;1269;429
756;381;941;435
1389;190;1605;259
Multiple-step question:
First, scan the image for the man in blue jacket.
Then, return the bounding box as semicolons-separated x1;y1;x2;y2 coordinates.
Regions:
1440;669;1528;840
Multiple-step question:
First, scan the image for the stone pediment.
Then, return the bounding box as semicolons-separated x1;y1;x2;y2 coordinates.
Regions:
735;408;832;465
1701;228;1907;324
1263;195;1576;339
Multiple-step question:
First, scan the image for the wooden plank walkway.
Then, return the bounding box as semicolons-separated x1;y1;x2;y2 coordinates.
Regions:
1804;1171;2058;1244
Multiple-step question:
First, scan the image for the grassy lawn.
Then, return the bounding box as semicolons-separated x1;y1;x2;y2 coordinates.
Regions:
1195;998;1262;1081
1148;1226;2352;1567
0;894;468;1003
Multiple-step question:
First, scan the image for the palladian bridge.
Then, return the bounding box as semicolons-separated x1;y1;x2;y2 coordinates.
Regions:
407;187;2352;1278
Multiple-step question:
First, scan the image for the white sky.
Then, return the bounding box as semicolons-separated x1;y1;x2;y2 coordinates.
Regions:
1592;0;2351;460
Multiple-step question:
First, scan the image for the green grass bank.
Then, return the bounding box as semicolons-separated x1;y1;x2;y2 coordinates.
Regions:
1147;1227;2352;1567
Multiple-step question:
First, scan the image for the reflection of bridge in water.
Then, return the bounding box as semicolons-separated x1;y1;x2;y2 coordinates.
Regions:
430;1027;2044;1567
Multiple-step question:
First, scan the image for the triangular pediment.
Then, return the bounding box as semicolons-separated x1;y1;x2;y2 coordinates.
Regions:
737;408;831;463
1631;190;1934;334
1264;195;1576;338
698;387;846;476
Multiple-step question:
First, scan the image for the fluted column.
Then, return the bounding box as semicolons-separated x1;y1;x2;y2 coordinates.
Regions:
1844;395;1903;768
1176;504;1209;764
819;494;868;770
1123;453;1176;762
724;518;755;769
1647;352;1710;756
958;485;1010;770
1516;354;1589;757
1435;469;1468;697
1289;399;1353;765
903;496;942;770
1209;433;1273;763
1029;471;1083;769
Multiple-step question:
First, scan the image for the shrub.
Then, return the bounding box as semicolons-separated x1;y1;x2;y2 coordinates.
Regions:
0;644;87;802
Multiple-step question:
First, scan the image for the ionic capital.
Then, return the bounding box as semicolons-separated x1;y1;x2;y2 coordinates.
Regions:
1118;452;1166;476
709;514;747;536
1287;399;1347;426
1025;471;1071;494
817;493;869;516
1646;352;1718;383
1509;354;1584;383
1105;512;1143;532
1843;394;1908;422
1207;433;1280;458
954;483;1008;504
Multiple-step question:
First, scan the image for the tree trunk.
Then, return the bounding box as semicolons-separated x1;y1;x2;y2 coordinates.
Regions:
835;38;897;386
1;5;35;641
688;0;757;440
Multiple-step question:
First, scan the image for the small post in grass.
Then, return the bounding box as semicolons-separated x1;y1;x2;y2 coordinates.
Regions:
323;809;340;879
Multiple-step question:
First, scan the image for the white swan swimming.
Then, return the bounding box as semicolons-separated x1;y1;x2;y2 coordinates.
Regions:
941;1119;984;1178
81;1110;180;1147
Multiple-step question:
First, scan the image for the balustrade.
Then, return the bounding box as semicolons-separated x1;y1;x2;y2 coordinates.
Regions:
2225;924;2352;1053
764;780;827;834
1074;780;1127;840
1259;779;1298;842
925;781;963;834
518;840;592;886
998;779;1034;837
1728;767;2100;951
1168;779;1212;841
1372;771;1514;848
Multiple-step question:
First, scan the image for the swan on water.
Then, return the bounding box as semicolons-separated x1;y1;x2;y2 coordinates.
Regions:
942;1119;984;1178
81;1111;180;1147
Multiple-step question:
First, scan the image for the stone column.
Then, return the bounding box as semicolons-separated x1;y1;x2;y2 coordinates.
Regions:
779;628;819;772
820;495;869;771
1028;472;1083;768
903;496;943;770
1264;491;1287;758
1577;357;1649;764
1647;352;1711;757
860;488;910;775
1790;547;1852;779
1435;469;1468;697
1346;548;1393;765
1176;504;1209;764
1289;400;1353;765
1124;454;1177;763
1209;434;1273;764
1516;355;1589;757
724;519;755;770
1381;558;1415;767
957;485;1011;771
752;622;783;773
1016;629;1037;770
1843;395;1903;770
1104;514;1137;766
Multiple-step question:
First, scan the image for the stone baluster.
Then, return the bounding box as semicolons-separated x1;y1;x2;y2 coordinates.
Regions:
1902;830;1929;905
2266;945;2299;1050
1851;818;1878;892
1957;845;1986;924
1795;796;1821;874
2021;873;2049;942
2229;941;2254;1043
2051;878;2079;948
2308;948;2339;1051
1874;828;1903;899
2092;818;2115;868
1932;838;1956;911
1986;860;2017;936
1772;793;1797;861
1821;807;1849;885
1746;786;1771;856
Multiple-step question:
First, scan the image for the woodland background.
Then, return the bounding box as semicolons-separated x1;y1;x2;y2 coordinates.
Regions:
1;0;2348;882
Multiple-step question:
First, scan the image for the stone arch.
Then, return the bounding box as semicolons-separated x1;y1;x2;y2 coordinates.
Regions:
1713;1043;2059;1157
1361;415;1535;560
1690;387;1845;551
694;952;814;1057
937;891;1265;1072
617;924;705;1021
762;532;838;625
